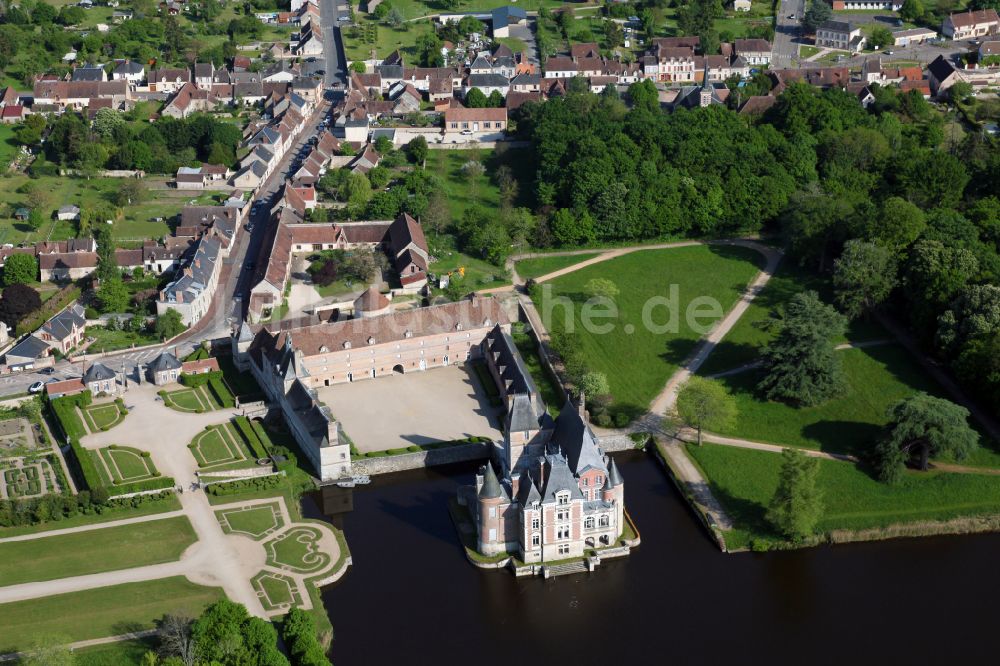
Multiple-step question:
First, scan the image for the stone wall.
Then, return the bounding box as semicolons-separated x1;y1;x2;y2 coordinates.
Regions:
599;434;642;452
349;441;492;476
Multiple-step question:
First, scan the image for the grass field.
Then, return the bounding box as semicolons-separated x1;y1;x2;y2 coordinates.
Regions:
687;443;1000;551
85;327;161;353
512;324;566;416
710;344;1000;466
0;124;19;167
0;516;195;586
0;577;224;652
190;422;253;469
515;253;601;281
98;445;158;483
82;402;126;432
697;261;888;376
533;244;764;417
0;173;225;246
216;502;283;539
72;637;158;666
0;494;180;538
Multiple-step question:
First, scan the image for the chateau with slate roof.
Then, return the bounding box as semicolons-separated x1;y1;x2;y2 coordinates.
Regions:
459;326;627;564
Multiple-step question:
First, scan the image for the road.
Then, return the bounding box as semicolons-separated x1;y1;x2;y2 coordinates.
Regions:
772;0;806;68
0;5;350;400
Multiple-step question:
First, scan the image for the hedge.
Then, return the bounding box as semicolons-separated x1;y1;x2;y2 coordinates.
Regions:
16;285;83;337
208;377;235;408
68;439;105;492
179;370;223;388
233;416;268;459
206;473;283;496
50;392;93;442
107;476;175;497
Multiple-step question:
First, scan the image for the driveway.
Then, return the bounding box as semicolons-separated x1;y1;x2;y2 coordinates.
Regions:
316;365;503;452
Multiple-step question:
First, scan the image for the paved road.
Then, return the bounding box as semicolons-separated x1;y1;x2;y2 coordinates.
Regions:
772;0;806;68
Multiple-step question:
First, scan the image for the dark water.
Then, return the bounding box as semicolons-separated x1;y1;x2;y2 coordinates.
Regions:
307;452;1000;666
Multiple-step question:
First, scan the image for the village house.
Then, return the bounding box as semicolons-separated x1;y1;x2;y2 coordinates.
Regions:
443;106;507;136
35;305;87;354
148;68;191;93
816;20;866;52
831;0;901;8
111;60;145;85
734;38;772;66
942;9;1000;40
84;362;120;396
147;350;183;385
892;27;938;46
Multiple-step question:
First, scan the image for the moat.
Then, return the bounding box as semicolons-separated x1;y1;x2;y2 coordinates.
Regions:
308;452;1000;665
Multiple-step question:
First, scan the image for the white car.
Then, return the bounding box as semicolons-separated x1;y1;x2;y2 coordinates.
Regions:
461;129;473;135
28;381;44;394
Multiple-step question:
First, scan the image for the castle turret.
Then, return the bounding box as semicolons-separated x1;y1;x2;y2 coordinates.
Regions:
603;457;625;536
477;463;505;555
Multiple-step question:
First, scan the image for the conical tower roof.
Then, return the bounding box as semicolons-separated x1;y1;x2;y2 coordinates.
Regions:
607;457;623;487
479;463;502;499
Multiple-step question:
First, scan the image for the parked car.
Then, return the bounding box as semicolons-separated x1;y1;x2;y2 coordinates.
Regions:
40;367;55;375
28;381;44;394
461;129;473;135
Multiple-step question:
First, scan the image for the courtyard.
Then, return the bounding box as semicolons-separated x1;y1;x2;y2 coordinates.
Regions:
316;364;503;453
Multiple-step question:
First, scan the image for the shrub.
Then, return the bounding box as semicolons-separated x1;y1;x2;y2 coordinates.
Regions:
84;306;99;319
206;474;283;496
234;416;268;459
207;377;234;408
107;476;174;496
179;370;223;388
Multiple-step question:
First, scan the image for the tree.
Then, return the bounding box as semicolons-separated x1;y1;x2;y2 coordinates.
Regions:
803;0;832;31
676;376;737;446
19;635;73;666
98;277;129;313
13;114;45;146
935;285;1000;357
282;608;331;666
766;449;823;540
93;225;118;283
115;179;148;207
3;253;37;286
0;283;42;329
757;291;848;406
869;26;894;49
373;135;394;155
578;371;610;398
899;0;924;21
406;136;428;166
387;7;404;27
157;614;197;666
460;160;486;200
465;87;488;108
584;277;620;301
423;190;451;233
867;196;925;257
876;393;978;483
494;164;519;209
832;240;897;320
155;309;186;339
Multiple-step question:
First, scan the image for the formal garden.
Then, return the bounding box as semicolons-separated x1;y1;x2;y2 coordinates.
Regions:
80;399;127;433
94;445;161;486
251;571;303;613
216;501;285;540
189;417;270;472
264;526;331;575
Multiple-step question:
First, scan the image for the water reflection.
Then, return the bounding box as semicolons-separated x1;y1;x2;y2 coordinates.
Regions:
309;452;1000;666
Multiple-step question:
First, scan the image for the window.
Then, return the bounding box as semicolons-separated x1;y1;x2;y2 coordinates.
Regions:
531;534;540;546
582;478;589;487
557;510;569;522
599;515;610;527
488;528;496;541
531;518;539;530
558;544;570;555
557;527;570;540
488;506;496;518
557;493;568;505
585;517;595;529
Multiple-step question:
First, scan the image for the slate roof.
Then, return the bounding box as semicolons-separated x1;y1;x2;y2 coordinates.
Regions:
113;60;144;75
479;462;502;499
84;362;117;383
6;335;50;362
550;399;608;476
468;73;510;88
149;351;183;372
927;55;958;82
40;305;86;342
72;65;106;82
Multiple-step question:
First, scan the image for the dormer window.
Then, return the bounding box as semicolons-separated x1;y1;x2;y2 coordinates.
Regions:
342;341;351;349
404;330;412;338
455;322;463;331
484;318;491;327
556;492;569;506
319;345;328;353
367;336;375;345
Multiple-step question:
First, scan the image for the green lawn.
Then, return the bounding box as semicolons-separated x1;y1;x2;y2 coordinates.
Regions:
217;503;282;539
258;574;295;606
533;244;765;417
0;516;196;586
687;443;1000;551
515;253;601;281
86;326;161;353
0;124;19;167
512;324;566;416
100;445;157;482
190;424;247;468
799;45;822;59
422;147;532;221
163;387;209;412
0;174;223;246
266;526;329;574
82;402;126;431
73;637;159;666
697;261;888;376
343;18;434;63
711;344;1000;466
0;494;180;538
0;577;224;652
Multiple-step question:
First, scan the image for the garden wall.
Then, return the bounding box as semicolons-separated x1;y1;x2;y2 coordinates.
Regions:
349;441;492;476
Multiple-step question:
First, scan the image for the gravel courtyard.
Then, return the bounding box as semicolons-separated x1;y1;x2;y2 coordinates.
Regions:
315;364;503;453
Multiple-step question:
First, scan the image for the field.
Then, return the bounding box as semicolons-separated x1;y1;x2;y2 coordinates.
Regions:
687;443;1000;551
97;445;159;483
81;401;126;432
0;577;225;652
189;422;255;470
515;253;600;281
697;261;888;376
343;17;435;63
216;502;284;540
85;326;161;353
0;173;226;246
533;244;764;416
0;516;196;585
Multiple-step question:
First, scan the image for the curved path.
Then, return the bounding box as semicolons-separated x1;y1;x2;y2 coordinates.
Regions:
497;239;784;530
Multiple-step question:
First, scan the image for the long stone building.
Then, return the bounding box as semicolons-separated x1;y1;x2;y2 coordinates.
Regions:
233;294;508;479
